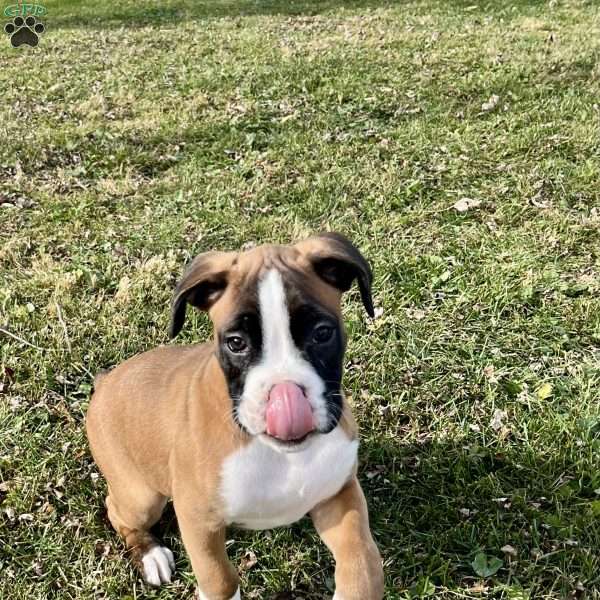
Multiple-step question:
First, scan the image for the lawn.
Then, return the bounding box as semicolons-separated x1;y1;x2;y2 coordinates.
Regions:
1;0;600;598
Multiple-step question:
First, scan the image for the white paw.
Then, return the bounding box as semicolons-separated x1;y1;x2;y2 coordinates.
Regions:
141;545;175;587
196;586;241;600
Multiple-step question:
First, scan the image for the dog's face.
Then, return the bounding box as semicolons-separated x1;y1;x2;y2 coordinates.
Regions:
170;233;373;448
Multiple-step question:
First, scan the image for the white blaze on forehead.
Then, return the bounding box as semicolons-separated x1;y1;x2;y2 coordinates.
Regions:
259;268;295;361
235;267;329;436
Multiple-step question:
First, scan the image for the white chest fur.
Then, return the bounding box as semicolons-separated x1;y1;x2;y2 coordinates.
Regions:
220;427;358;530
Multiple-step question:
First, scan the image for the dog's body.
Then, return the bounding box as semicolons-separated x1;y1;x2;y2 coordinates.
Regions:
87;234;384;600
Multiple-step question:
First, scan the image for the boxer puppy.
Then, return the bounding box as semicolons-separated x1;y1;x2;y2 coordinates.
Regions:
86;232;384;600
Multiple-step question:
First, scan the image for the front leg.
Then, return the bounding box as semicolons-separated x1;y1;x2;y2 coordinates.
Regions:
311;476;384;600
173;493;240;600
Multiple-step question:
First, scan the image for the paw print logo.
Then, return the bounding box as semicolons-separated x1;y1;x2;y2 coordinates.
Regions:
4;15;45;47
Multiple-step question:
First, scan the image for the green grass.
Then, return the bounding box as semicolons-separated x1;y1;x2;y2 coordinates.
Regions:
1;0;600;598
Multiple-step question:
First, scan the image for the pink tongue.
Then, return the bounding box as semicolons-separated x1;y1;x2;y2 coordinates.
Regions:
266;382;315;441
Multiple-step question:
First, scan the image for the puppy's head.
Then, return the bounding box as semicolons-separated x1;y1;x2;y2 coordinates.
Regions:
170;233;373;449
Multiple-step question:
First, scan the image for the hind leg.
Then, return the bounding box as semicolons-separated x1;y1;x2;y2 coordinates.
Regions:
106;482;174;587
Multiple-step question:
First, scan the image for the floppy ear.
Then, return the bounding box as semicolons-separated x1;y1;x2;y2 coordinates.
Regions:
296;232;374;317
169;251;236;339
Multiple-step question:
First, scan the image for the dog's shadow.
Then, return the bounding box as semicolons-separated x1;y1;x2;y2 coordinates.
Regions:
358;431;597;596
146;427;597;598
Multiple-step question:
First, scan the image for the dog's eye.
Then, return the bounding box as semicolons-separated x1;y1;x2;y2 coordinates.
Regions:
312;325;334;344
226;336;248;353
